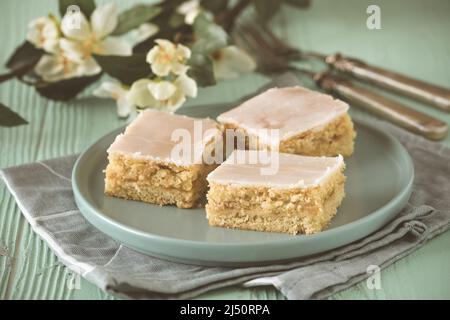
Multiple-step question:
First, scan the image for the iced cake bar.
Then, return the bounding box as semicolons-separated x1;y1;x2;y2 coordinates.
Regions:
206;150;346;234
217;86;356;157
105;109;222;208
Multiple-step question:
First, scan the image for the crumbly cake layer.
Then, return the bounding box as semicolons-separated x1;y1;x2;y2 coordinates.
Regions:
104;109;222;208
105;153;216;208
217;86;350;143
206;169;346;234
280;113;355;157
223;113;355;157
218;86;356;157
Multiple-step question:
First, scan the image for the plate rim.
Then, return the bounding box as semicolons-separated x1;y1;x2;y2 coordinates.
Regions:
72;116;414;263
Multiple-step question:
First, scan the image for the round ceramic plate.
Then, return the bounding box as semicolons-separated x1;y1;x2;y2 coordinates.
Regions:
72;104;414;266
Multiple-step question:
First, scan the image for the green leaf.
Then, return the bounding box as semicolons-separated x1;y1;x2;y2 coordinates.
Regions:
132;23;192;54
132;38;155;54
192;12;228;54
0;103;28;127
187;13;228;87
285;0;311;8
94;54;150;85
133;7;189;53
188;54;216;87
111;5;161;36
157;0;185;11
59;0;96;18
35;74;101;101
201;0;228;14
168;12;185;29
5;41;44;78
131;0;187;53
253;0;281;23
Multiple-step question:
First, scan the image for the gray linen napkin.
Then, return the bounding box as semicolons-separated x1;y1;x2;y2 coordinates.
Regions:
1;82;450;300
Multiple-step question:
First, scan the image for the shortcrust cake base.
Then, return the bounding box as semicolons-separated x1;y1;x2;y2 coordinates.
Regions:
105;153;215;208
224;114;356;157
205;171;345;235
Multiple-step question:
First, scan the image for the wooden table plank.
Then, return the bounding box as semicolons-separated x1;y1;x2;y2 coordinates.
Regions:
1;0;449;300
6;91;123;299
4;78;271;300
279;0;450;299
333;232;450;299
0;83;52;298
280;0;450;144
0;0;60;299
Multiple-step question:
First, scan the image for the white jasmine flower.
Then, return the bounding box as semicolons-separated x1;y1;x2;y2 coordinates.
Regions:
129;73;197;112
128;79;156;109
174;73;198;99
93;81;136;118
177;0;201;25
212;46;256;80
59;3;132;73
149;73;198;111
146;39;191;77
131;23;159;44
34;50;100;82
147;81;177;101
27;15;60;53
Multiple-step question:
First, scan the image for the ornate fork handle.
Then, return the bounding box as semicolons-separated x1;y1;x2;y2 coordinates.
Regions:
326;54;450;112
316;73;448;140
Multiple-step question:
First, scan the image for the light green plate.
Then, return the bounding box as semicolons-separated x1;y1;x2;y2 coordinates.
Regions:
72;103;414;266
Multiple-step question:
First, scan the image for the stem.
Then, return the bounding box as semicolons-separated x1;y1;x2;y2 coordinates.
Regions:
0;64;37;84
0;71;17;83
18;76;38;86
0;71;38;86
217;0;251;32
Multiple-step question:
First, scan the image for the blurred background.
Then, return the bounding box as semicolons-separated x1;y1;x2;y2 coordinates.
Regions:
0;0;449;299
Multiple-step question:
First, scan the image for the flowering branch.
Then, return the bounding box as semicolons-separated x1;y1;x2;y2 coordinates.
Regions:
0;0;310;126
217;0;251;32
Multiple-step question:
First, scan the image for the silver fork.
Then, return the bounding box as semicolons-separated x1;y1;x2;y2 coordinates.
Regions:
233;23;448;140
242;23;450;112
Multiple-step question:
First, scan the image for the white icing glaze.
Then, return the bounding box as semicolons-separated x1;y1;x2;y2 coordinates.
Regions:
207;150;344;189
107;109;221;166
217;86;349;147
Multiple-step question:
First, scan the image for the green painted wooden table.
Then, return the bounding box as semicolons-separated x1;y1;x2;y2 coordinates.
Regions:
1;0;450;300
